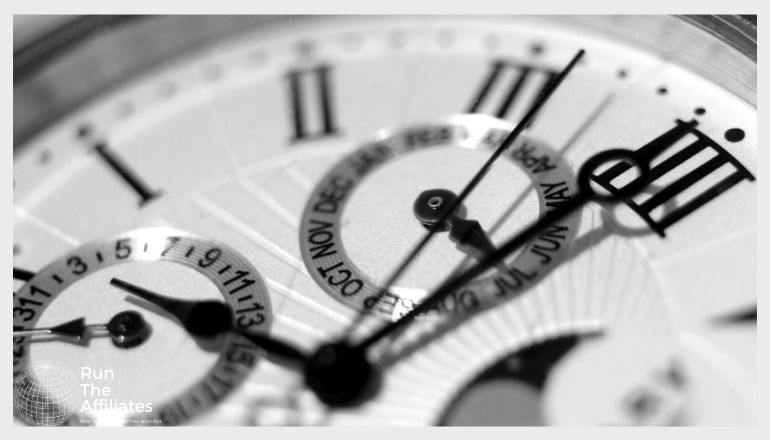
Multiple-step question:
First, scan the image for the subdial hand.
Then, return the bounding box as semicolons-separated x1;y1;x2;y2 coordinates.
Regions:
13;310;151;348
110;277;231;337
413;188;498;262
109;277;310;369
13;317;91;340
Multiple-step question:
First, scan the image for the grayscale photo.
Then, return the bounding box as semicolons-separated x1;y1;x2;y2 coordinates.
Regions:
12;15;757;426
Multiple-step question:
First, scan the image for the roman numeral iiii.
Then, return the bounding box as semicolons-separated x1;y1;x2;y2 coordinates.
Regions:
592;119;754;236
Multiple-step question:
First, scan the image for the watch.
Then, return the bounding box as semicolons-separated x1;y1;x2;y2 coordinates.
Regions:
13;15;757;426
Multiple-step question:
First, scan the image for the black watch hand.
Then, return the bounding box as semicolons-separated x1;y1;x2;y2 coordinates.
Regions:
356;148;652;351
109;278;309;368
303;124;676;408
341;49;585;339
414;188;498;263
13;310;153;349
110;277;230;337
299;149;651;409
297;49;587;409
13;317;91;340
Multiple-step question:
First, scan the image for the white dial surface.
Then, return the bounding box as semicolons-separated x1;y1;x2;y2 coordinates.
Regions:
13;16;756;426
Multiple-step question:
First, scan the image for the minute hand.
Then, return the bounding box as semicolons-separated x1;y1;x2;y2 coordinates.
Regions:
355;148;652;351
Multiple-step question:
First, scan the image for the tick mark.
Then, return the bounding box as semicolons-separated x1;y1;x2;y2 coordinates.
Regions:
77;124;93;139
218;264;232;274
296;41;315;57
724;128;745;143
143;242;148;252
616;69;628;79
96;251;104;262
529;43;544;55
52;274;63;284
715;305;756;324
39;150;52;164
185;246;196;258
694;107;706;115
13;243;21;256
657;86;668;95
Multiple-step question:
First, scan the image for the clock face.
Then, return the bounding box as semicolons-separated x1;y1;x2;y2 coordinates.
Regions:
13;15;756;426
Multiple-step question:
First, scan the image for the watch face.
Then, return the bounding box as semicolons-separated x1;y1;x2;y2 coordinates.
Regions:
13;15;756;426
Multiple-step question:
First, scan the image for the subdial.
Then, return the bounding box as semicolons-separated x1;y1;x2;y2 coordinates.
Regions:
299;114;580;318
12;227;273;426
437;331;710;426
542;331;689;425
439;334;588;425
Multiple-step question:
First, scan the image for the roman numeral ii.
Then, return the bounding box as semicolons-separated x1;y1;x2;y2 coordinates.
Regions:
285;65;340;142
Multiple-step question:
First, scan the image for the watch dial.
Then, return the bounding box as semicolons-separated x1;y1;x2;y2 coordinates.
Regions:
13;15;756;426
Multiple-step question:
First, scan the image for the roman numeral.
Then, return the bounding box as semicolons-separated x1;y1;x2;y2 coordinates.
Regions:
93;141;163;207
286;65;340;142
467;60;557;121
592;119;755;236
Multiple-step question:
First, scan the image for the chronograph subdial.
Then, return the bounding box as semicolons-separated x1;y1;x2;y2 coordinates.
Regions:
12;227;273;426
299;114;580;319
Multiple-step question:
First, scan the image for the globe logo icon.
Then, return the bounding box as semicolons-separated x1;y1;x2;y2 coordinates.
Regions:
14;362;78;426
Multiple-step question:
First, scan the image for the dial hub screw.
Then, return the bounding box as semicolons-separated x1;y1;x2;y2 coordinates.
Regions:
107;311;152;349
303;341;381;407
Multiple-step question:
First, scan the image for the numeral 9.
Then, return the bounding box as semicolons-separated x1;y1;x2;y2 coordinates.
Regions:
198;248;222;268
